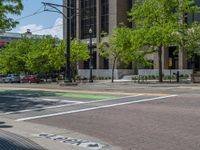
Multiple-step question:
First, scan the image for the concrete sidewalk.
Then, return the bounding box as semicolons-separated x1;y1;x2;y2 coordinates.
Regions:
0;117;120;150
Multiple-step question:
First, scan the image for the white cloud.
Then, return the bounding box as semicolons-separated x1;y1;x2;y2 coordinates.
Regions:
17;18;63;39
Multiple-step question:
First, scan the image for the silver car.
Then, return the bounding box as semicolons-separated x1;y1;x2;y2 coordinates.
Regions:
4;74;20;83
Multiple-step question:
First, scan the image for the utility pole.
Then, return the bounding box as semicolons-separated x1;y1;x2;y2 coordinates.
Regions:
42;1;75;82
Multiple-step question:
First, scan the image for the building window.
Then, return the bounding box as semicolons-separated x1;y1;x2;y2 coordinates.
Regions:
101;0;109;34
127;0;133;28
80;0;96;39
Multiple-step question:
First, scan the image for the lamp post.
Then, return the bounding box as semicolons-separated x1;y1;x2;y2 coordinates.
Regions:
89;28;93;83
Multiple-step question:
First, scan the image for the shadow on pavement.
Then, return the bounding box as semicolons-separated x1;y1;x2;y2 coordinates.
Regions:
0;122;12;129
0;90;63;113
0;90;59;97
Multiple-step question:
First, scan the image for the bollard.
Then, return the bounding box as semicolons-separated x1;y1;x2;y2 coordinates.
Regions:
176;71;179;83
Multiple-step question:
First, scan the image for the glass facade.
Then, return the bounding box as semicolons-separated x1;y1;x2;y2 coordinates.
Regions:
101;0;109;34
80;0;97;39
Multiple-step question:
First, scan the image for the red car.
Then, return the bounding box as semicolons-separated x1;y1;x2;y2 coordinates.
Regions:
21;75;43;83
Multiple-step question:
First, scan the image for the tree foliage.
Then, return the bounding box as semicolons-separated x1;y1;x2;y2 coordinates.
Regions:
99;27;147;82
0;36;65;75
0;38;32;74
26;36;65;75
70;39;89;79
0;36;89;80
128;0;200;82
0;0;23;32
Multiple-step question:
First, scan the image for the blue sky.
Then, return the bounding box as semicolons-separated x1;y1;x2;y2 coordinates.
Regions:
11;0;63;38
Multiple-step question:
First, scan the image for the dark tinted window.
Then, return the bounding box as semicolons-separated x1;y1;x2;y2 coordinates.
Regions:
80;0;97;39
101;0;109;34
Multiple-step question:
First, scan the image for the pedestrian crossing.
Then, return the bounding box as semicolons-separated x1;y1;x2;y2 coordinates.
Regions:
0;90;177;122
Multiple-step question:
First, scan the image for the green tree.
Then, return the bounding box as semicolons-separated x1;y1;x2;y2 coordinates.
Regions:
99;27;144;82
0;38;32;74
0;0;23;32
26;36;64;77
129;0;178;82
129;0;200;82
172;1;200;75
70;39;89;81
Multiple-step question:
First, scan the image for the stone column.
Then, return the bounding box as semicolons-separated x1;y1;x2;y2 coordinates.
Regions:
109;0;117;34
162;47;169;69
76;0;80;39
179;50;187;69
96;0;105;69
153;53;159;69
96;0;101;69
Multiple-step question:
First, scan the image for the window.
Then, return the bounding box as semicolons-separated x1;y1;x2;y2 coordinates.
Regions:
101;0;109;34
80;0;97;39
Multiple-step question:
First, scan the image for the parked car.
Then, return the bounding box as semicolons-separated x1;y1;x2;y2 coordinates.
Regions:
21;75;43;83
0;75;6;83
4;74;20;83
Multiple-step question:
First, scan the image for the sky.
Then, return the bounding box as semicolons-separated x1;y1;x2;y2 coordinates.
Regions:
11;0;63;39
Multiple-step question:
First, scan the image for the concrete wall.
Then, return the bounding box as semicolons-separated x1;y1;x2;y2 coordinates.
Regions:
78;69;135;79
139;69;193;77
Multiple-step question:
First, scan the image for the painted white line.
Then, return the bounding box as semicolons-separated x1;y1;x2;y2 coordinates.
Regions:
0;95;38;100
42;98;82;103
16;95;177;121
2;94;142;116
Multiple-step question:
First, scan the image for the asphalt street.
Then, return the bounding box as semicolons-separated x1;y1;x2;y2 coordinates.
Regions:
0;84;200;150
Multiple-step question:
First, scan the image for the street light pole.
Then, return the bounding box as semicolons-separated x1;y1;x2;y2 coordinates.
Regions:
65;0;72;82
89;28;93;83
42;2;73;82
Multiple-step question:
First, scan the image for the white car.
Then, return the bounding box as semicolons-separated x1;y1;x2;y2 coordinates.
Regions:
4;74;20;83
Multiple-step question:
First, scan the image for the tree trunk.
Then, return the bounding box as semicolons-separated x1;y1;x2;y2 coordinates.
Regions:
45;73;48;82
112;57;117;83
158;46;163;82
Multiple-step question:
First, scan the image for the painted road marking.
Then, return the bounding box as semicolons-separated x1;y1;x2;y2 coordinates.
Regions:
0;90;117;100
0;95;83;103
35;133;106;150
0;87;170;96
42;98;82;103
16;95;177;121
1;94;142;116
